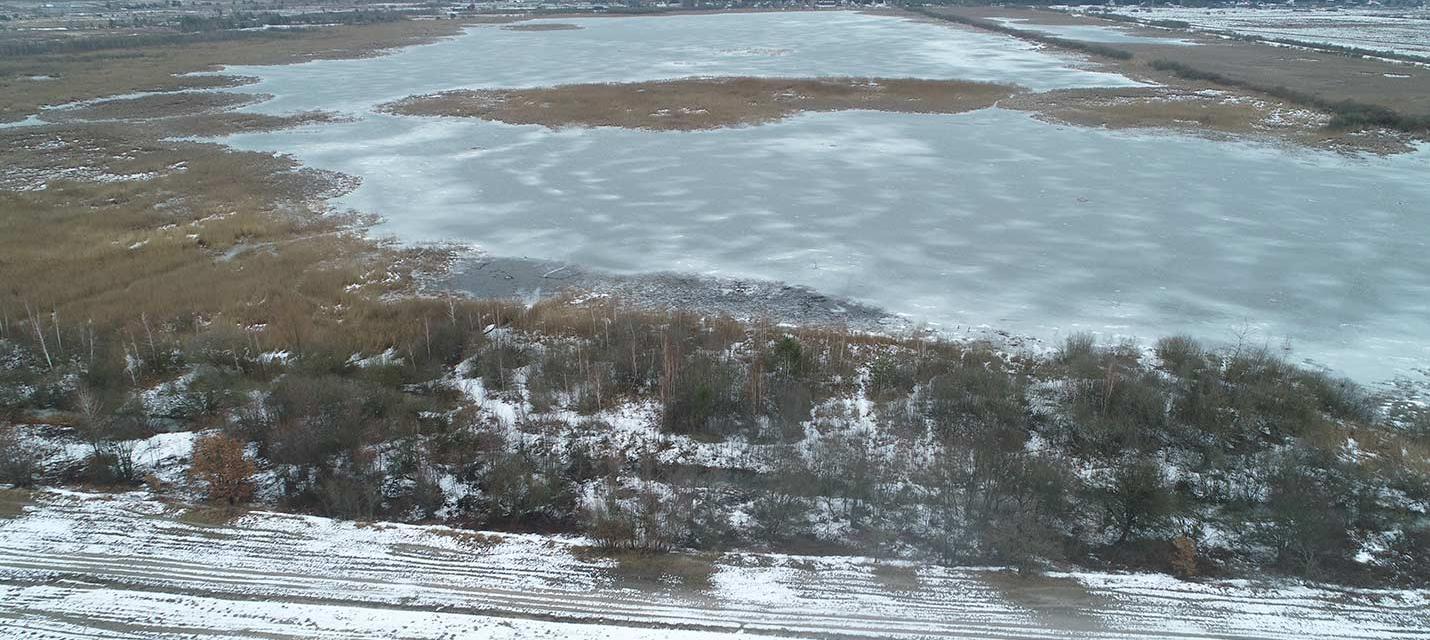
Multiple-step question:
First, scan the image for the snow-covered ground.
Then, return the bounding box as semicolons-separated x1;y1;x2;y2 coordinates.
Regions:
1;489;1426;639
1110;7;1430;58
197;11;1430;383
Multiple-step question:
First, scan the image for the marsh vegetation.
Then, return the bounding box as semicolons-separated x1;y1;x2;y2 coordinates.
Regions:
383;77;1018;131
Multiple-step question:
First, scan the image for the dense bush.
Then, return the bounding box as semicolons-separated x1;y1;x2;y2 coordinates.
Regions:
660;353;749;438
919;362;1027;445
3;298;1424;585
190;433;256;505
258;374;418;467
477;452;575;529
1259;447;1366;578
314;463;384;520
1101;457;1177;544
586;484;686;552
0;425;40;487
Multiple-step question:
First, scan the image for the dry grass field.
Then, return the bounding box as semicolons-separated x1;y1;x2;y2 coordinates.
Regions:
45;92;265;122
0;19;490;364
0;124;444;355
35;89;347;137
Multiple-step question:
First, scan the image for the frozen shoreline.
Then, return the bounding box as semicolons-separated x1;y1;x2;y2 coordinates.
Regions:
200;12;1430;384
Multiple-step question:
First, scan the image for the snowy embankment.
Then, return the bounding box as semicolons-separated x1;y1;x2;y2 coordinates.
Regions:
0;489;1425;640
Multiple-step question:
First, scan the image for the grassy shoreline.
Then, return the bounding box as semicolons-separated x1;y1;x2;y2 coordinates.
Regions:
0;18;472;123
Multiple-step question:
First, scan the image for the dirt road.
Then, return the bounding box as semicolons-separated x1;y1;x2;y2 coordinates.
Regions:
1;490;1425;639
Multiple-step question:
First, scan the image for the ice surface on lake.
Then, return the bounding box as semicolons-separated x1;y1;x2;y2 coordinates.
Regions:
224;11;1140;117
214;12;1430;382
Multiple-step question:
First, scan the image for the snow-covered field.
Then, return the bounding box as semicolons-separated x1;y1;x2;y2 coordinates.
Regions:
1;489;1427;639
195;11;1430;383
1112;7;1430;58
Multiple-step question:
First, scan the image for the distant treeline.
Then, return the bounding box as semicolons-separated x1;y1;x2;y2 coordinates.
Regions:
912;8;1135;60
0;28;297;57
1089;11;1192;30
176;10;403;33
1149;59;1430;133
0;10;405;57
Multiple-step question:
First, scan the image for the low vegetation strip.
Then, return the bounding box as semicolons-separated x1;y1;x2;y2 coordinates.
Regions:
1002;86;1326;137
0;9;407;57
380;77;1020;130
912;8;1135;61
0;28;305;58
502;23;584;32
1148;59;1430;133
46;92;264;122
174;9;403;34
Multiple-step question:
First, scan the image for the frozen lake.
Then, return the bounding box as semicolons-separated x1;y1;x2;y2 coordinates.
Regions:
216;12;1430;382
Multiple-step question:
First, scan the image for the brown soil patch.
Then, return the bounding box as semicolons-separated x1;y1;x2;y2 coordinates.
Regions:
382;77;1020;131
502;23;583;32
978;571;1110;632
871;562;922;592
178;504;248;526
574;547;719;592
0;488;33;519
